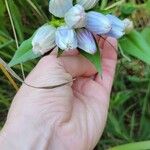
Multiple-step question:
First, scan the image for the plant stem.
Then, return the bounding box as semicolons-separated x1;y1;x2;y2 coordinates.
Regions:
0;64;19;91
104;0;125;10
101;0;108;10
5;0;25;80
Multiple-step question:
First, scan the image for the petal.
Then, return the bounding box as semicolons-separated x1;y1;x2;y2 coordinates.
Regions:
106;14;125;29
65;4;86;28
32;24;56;55
107;26;125;39
86;11;111;34
77;0;99;10
106;14;125;39
77;29;97;54
55;26;77;51
49;0;73;18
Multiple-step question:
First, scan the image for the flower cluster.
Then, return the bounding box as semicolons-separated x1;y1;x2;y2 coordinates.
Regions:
32;0;133;55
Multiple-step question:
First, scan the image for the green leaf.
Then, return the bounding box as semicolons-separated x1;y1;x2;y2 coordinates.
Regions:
109;141;150;150
145;0;150;12
120;3;136;15
8;37;40;67
119;30;150;65
141;27;150;44
79;40;102;74
7;0;24;42
0;0;6;31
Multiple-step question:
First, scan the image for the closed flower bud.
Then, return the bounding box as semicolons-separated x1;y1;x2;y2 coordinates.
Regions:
32;25;56;55
77;0;99;10
65;4;86;28
123;18;134;34
86;11;111;35
55;26;77;51
77;29;96;54
106;14;125;39
49;0;73;18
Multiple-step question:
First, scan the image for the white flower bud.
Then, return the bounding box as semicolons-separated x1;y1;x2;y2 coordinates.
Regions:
123;18;134;34
32;25;56;55
65;4;86;28
55;26;77;51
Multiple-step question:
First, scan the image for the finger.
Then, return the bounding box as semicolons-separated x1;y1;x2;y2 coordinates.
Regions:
51;47;79;56
25;54;97;87
95;35;107;49
95;37;118;93
59;55;97;77
101;37;118;60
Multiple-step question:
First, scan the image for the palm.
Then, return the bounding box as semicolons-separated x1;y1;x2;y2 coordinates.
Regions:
43;37;117;150
57;77;111;150
3;37;117;150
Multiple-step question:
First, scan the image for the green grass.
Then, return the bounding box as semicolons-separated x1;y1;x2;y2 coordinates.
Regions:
0;0;150;149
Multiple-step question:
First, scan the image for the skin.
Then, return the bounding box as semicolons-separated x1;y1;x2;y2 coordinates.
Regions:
0;37;117;150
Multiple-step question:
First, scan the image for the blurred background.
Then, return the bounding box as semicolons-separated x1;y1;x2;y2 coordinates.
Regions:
0;0;150;149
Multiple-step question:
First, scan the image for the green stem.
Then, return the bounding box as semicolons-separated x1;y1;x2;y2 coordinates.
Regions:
100;0;108;10
104;0;125;10
5;0;25;80
118;43;131;62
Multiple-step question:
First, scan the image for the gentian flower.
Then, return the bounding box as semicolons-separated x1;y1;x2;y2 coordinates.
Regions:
65;4;86;28
77;29;97;54
32;24;56;55
32;0;129;56
55;26;78;51
106;14;125;39
86;11;111;35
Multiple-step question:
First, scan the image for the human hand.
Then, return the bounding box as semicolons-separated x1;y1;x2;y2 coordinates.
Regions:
0;37;117;150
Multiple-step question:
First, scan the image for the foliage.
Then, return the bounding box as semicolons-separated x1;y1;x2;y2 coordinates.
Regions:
0;0;150;149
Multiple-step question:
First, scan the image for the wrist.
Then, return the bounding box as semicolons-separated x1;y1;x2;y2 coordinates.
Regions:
0;121;53;150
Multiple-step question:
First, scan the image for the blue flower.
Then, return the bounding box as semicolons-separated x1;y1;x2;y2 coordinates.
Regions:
106;14;125;39
33;0;128;56
86;11;111;35
77;29;97;54
55;26;78;50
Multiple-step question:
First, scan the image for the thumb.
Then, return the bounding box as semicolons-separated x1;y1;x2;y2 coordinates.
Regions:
24;54;97;87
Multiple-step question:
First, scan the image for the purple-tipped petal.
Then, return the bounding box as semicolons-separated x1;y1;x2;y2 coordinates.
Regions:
86;11;111;35
77;29;97;54
49;0;73;18
55;26;77;51
65;4;86;28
